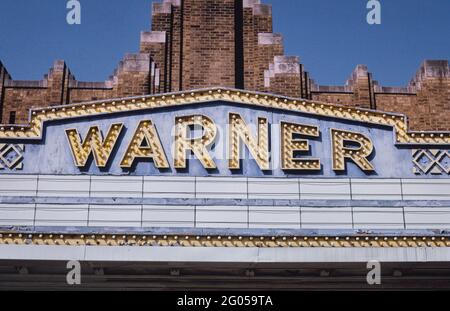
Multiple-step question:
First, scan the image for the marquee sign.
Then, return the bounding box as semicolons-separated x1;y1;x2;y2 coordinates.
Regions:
0;88;449;178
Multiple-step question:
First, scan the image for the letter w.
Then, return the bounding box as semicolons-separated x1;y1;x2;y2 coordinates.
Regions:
66;124;124;168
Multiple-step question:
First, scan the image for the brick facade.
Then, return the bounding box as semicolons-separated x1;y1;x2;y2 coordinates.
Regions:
0;0;449;130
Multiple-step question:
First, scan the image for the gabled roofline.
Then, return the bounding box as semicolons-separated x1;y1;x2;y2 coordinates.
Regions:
0;87;449;145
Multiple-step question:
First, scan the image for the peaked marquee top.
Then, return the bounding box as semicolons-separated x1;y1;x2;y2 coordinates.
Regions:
0;88;449;146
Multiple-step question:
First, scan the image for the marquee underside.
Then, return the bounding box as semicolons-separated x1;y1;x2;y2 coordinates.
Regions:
1;247;450;290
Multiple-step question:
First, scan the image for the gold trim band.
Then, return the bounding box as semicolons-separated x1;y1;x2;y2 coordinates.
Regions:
0;232;449;248
1;88;449;145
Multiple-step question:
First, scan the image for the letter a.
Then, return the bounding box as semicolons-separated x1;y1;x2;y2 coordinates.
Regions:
366;0;381;25
66;0;81;25
120;120;169;169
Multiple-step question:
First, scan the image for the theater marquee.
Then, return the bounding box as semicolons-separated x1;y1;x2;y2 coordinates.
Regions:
0;88;449;177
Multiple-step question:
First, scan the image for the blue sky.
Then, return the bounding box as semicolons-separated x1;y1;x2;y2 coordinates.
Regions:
0;0;449;86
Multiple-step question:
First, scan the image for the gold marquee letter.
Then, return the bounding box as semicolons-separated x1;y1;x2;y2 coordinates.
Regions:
174;115;217;169
229;113;269;170
281;122;320;170
120;120;169;169
66;123;123;168
331;129;375;172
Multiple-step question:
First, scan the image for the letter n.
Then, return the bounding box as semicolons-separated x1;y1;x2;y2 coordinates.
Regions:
229;113;269;170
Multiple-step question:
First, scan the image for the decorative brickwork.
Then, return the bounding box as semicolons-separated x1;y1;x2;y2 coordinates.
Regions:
0;1;448;131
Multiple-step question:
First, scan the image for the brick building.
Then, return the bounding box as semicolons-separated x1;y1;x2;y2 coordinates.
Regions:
0;0;449;130
2;0;450;290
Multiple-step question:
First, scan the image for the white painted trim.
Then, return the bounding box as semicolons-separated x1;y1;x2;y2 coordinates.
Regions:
1;245;449;263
